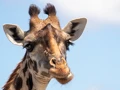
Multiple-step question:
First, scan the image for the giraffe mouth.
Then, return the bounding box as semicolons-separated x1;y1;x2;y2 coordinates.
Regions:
49;66;73;84
46;52;73;84
49;58;70;78
56;72;73;84
49;65;69;77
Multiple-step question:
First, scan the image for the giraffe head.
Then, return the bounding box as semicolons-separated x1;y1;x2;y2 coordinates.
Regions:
3;3;87;84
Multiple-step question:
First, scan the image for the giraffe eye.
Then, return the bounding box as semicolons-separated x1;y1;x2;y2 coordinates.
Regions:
65;40;74;50
23;42;34;52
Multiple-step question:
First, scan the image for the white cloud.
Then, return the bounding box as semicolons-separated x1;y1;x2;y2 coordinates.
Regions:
38;0;120;22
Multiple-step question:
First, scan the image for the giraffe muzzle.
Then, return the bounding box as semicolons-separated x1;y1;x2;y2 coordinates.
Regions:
44;51;73;84
49;57;73;84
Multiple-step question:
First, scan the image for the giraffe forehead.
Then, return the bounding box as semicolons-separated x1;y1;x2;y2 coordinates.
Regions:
24;25;66;43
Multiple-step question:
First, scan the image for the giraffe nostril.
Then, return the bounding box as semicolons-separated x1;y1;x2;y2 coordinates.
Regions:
50;58;56;67
52;59;56;64
50;57;67;67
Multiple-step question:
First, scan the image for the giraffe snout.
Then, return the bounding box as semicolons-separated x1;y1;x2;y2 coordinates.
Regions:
49;57;67;68
49;57;70;79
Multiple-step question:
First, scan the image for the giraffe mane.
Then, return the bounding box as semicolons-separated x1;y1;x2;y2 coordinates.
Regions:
3;52;27;90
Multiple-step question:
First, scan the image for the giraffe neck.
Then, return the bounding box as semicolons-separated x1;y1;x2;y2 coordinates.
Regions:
3;52;52;90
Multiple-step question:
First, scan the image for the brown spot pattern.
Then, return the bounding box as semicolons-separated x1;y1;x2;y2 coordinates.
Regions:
26;73;33;90
14;76;23;90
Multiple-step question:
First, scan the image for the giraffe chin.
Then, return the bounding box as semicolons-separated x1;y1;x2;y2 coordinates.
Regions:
56;72;73;84
49;67;73;84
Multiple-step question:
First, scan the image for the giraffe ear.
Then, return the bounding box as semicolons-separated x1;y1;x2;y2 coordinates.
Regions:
63;18;87;41
3;24;25;46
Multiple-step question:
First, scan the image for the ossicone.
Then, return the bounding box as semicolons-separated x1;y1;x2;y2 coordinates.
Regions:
29;4;40;17
44;3;56;16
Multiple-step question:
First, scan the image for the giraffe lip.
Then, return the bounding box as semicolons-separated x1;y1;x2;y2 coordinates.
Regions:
56;72;73;84
49;67;70;78
50;71;69;78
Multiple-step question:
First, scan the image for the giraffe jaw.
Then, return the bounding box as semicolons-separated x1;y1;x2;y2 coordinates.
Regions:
49;66;73;84
56;72;73;84
49;65;69;77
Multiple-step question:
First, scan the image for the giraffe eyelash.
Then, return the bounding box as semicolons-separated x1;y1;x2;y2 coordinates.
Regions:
65;40;74;50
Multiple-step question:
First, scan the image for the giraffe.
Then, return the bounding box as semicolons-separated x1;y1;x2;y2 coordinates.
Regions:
2;3;87;90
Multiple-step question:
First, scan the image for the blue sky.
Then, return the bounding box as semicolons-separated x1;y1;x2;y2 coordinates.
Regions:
0;0;120;90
